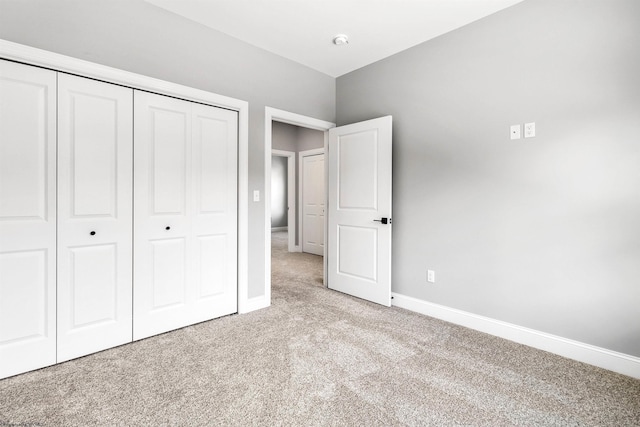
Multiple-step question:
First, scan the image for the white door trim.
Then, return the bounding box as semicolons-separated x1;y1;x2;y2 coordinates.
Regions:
0;39;252;315
272;149;296;252
265;107;335;296
298;148;325;256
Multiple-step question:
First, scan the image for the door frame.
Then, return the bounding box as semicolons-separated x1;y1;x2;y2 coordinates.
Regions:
0;40;253;314
271;149;296;252
298;148;325;256
265;107;335;295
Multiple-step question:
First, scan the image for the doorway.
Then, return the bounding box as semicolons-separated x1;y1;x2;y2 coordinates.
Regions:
264;107;335;297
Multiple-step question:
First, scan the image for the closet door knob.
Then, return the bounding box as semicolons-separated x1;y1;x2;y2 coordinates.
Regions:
165;226;171;231
90;231;96;236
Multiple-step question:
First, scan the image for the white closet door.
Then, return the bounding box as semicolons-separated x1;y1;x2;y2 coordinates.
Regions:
134;91;238;340
0;60;57;378
56;74;133;362
190;103;238;323
134;91;193;340
302;153;325;256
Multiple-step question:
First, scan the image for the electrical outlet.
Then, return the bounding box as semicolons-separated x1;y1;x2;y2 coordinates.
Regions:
253;190;260;202
427;270;435;283
510;124;521;140
524;122;536;138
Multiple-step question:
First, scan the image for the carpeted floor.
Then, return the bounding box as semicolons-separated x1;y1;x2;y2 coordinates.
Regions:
1;231;639;426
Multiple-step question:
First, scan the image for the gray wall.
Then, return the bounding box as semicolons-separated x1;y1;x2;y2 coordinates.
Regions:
337;0;640;357
272;122;325;246
0;0;335;299
271;156;288;228
272;121;300;152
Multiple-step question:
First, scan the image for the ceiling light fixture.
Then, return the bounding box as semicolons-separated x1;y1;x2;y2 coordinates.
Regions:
332;34;349;46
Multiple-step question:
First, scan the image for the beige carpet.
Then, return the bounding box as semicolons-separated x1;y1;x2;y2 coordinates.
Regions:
1;231;638;426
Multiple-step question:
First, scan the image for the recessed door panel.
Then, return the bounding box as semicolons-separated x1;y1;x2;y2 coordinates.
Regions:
195;114;228;214
337;225;377;282
57;73;133;362
196;235;226;298
152;108;188;215
151;238;187;309
70;93;118;217
0;250;48;344
69;244;117;328
0;60;56;379
0;72;50;221
338;130;378;211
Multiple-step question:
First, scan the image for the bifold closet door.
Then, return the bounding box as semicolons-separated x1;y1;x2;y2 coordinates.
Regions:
133;91;238;340
57;73;133;362
0;60;57;378
191;102;238;324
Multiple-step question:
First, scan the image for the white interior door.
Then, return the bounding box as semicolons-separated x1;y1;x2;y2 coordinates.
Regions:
0;60;57;378
134;91;192;340
57;73;133;362
328;116;392;306
301;152;325;256
134;91;237;340
190;102;238;324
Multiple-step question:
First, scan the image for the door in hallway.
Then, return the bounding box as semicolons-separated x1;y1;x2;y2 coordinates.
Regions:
301;151;325;256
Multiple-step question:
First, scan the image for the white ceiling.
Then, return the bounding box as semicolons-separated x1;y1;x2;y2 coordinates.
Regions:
145;0;524;77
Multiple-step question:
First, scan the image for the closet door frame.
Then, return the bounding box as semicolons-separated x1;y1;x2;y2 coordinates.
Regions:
0;39;256;313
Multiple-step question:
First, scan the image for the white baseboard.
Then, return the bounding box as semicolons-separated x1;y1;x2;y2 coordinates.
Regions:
238;295;270;314
271;226;288;232
392;293;640;379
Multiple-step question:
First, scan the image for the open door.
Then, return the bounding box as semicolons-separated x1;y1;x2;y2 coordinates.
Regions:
327;116;392;306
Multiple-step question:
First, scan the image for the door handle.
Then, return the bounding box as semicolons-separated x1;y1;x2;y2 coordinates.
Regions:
373;217;390;224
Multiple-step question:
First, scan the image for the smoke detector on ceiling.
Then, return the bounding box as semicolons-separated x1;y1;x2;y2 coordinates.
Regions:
333;34;349;45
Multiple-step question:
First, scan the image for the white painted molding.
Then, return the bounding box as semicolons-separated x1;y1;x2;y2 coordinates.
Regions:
392;293;640;379
242;295;271;314
265;107;335;301
266;107;335;131
271;227;288;232
323;131;329;286
0;39;244;110
0;39;252;316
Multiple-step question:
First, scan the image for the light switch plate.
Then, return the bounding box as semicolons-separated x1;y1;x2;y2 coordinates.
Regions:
510;124;521;140
253;190;260;202
524;122;536;138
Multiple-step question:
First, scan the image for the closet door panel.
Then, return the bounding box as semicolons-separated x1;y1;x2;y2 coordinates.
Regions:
57;73;133;362
0;60;56;379
134;91;192;340
191;104;238;323
150;238;187;309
